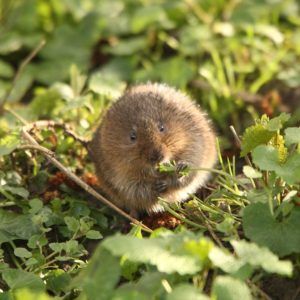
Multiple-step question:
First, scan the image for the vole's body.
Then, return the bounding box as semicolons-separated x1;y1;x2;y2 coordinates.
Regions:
89;83;217;215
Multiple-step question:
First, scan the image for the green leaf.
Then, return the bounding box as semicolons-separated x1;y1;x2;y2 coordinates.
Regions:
209;247;245;275
2;186;29;199
252;145;300;184
14;289;51;300
0;60;14;78
0;209;39;243
212;276;252;300
134;57;195;89
30;88;62;117
252;145;279;171
46;270;71;294
246;190;269;204
86;230;103;240
27;234;48;249
89;71;126;99
243;203;300;256
112;290;148;300
105;37;147;56
117;272;166;298
166;284;209;300
102;234;202;275
265;113;290;131
29;199;43;214
14;247;32;259
285;127;300;146
130;6;173;33
241;124;275;156
231;240;292;276
276;153;300;184
2;269;44;291
73;247;120;300
242;166;262;178
0;132;21;156
64;216;80;232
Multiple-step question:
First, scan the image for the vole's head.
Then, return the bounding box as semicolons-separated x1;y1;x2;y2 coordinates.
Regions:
100;88;193;169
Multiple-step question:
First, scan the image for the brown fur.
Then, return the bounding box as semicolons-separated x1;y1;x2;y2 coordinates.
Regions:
88;83;217;215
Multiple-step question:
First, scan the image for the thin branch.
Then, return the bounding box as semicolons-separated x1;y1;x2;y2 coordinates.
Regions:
230;125;257;188
4;107;28;125
21;122;152;233
0;39;46;111
17;144;56;157
8;119;88;147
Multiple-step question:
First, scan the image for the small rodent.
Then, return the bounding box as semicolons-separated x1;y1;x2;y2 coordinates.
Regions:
88;83;217;216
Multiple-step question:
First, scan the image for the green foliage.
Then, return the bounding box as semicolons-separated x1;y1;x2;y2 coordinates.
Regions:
0;132;21;156
2;269;44;291
243;203;300;256
0;0;300;299
212;276;251;300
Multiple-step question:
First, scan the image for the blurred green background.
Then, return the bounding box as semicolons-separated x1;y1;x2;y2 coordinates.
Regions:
1;0;300;140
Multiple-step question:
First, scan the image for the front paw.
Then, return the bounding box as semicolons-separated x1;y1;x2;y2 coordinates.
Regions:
176;161;189;177
154;180;168;194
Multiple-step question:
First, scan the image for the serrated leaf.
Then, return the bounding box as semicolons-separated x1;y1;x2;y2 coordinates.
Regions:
209;247;245;274
0;132;21;156
14;247;32;258
102;234;202;275
285;127;300;146
243;166;262;178
212;276;252;300
243;203;300;256
231;240;292;276
241;124;275;156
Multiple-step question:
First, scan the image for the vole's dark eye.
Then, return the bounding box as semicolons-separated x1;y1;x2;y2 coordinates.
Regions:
158;124;164;132
130;131;137;141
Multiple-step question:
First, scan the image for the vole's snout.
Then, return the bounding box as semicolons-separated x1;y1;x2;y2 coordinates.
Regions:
149;148;164;164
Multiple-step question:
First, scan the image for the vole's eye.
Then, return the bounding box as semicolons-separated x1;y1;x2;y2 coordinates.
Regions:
130;131;137;141
158;124;164;132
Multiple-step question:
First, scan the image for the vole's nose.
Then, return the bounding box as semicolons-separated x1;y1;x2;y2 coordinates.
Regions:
149;149;164;163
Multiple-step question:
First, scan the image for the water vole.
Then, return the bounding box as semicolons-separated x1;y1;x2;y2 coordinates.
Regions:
88;83;217;215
